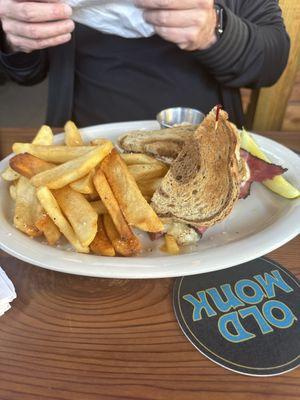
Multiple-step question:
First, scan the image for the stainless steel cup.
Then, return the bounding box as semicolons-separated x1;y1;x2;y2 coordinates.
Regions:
156;107;205;129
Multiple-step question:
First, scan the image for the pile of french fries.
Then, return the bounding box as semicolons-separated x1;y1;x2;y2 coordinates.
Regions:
1;122;180;256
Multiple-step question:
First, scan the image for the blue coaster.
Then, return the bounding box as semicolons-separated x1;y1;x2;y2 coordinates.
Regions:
173;258;300;376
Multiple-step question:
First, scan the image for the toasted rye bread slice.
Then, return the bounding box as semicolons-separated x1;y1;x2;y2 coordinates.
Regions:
150;108;241;228
118;125;197;164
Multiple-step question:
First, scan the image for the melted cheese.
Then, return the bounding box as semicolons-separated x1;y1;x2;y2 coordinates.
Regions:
167;222;200;246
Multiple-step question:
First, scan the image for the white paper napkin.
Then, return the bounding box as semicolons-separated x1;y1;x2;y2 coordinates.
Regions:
0;268;16;316
67;0;155;38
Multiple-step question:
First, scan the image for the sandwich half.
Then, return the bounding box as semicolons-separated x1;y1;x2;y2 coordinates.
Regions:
150;108;241;229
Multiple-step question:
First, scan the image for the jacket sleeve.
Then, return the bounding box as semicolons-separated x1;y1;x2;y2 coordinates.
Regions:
0;23;48;85
194;0;290;89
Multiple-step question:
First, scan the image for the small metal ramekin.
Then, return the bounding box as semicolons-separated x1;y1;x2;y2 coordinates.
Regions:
156;107;205;129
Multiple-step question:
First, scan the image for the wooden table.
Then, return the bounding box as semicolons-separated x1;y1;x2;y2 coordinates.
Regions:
0;128;299;400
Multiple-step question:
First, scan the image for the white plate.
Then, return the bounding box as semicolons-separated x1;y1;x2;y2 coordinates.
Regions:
0;120;299;279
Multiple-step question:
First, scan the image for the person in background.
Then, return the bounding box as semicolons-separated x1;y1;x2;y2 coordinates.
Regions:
0;0;290;128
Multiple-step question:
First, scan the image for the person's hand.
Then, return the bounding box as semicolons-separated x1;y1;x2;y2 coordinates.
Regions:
0;0;74;53
135;0;217;51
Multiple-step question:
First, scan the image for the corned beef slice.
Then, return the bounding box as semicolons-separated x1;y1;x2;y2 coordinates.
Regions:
239;150;287;199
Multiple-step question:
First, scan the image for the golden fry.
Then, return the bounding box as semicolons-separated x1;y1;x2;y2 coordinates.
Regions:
93;168;135;241
35;213;61;245
10;153;55;178
90;216;115;256
90;138;110;146
2;126;53;182
32;125;53;145
103;214;141;256
1;166;20;181
70;169;97;195
120;153;163;166
12;144;95;163
127;163;168;182
14;177;42;237
31;142;113;189
64;121;84;146
53;186;98;247
101;149;164;232
36;187;89;253
162;234;180;255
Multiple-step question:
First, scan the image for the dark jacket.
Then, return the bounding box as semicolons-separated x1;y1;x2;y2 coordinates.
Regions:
0;0;290;127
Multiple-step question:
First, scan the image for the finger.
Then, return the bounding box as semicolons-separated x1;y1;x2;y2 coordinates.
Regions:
6;32;71;52
3;18;75;40
135;0;213;10
154;25;199;45
5;1;72;22
144;9;204;28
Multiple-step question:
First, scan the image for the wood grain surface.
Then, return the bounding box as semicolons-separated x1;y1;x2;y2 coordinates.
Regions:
0;129;299;400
